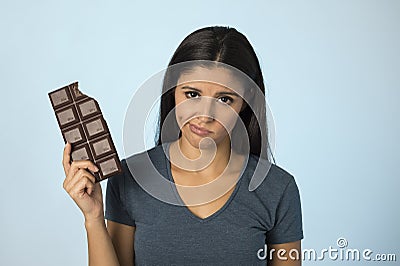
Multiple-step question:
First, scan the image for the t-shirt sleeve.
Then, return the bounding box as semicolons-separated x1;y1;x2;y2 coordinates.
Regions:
104;167;136;227
266;177;303;244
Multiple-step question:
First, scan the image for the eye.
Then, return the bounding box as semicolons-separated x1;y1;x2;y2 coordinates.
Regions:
218;96;233;104
184;91;200;99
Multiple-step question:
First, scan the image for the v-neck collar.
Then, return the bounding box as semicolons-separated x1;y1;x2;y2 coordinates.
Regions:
162;142;249;223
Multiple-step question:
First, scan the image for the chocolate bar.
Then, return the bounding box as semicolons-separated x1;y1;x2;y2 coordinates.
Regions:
49;82;122;182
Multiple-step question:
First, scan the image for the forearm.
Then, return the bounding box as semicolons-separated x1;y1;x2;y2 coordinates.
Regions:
85;219;120;266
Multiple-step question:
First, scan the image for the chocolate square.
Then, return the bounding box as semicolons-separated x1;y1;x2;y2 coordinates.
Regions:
83;116;108;139
48;86;73;109
71;144;93;161
62;124;85;145
96;155;122;180
90;135;115;159
55;105;79;128
77;99;100;119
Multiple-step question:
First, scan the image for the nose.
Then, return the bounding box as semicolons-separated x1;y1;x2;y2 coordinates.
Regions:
198;115;213;123
197;96;215;122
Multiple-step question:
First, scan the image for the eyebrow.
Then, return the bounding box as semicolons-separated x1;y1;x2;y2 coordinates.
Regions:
180;85;240;97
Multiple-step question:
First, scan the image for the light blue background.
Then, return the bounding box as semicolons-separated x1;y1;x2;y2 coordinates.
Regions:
1;0;399;265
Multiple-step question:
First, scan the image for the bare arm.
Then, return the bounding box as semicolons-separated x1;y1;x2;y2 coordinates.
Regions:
62;142;129;266
85;219;121;266
106;220;135;266
267;240;302;266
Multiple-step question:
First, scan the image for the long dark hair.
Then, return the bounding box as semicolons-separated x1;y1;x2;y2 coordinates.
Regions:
155;26;273;162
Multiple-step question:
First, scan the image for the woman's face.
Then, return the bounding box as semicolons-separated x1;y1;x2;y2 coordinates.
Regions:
174;67;245;149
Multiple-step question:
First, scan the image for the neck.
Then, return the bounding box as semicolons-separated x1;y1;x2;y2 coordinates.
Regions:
171;136;231;178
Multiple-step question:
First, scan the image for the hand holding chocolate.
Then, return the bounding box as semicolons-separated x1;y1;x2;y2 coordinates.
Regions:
49;82;122;182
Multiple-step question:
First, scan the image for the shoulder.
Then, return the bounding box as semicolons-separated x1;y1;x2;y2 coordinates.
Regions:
244;154;299;201
124;144;165;168
107;144;166;188
247;154;296;185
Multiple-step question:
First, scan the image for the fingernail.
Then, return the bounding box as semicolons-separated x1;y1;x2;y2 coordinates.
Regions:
94;166;99;172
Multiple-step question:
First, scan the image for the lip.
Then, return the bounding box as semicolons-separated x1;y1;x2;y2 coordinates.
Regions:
189;124;212;137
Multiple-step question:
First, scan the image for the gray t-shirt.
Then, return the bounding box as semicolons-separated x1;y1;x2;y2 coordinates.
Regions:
105;143;303;265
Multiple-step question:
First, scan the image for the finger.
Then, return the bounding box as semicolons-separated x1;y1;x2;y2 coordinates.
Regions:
64;169;94;196
64;160;99;185
86;181;99;196
64;168;96;192
69;175;95;200
62;142;72;175
70;160;99;174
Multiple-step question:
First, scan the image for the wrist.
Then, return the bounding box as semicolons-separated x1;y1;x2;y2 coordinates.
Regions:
84;216;105;229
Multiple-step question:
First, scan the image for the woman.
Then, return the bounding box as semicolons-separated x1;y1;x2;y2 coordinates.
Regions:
62;26;303;265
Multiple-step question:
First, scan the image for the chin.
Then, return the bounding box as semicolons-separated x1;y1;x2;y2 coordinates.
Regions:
189;135;227;151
